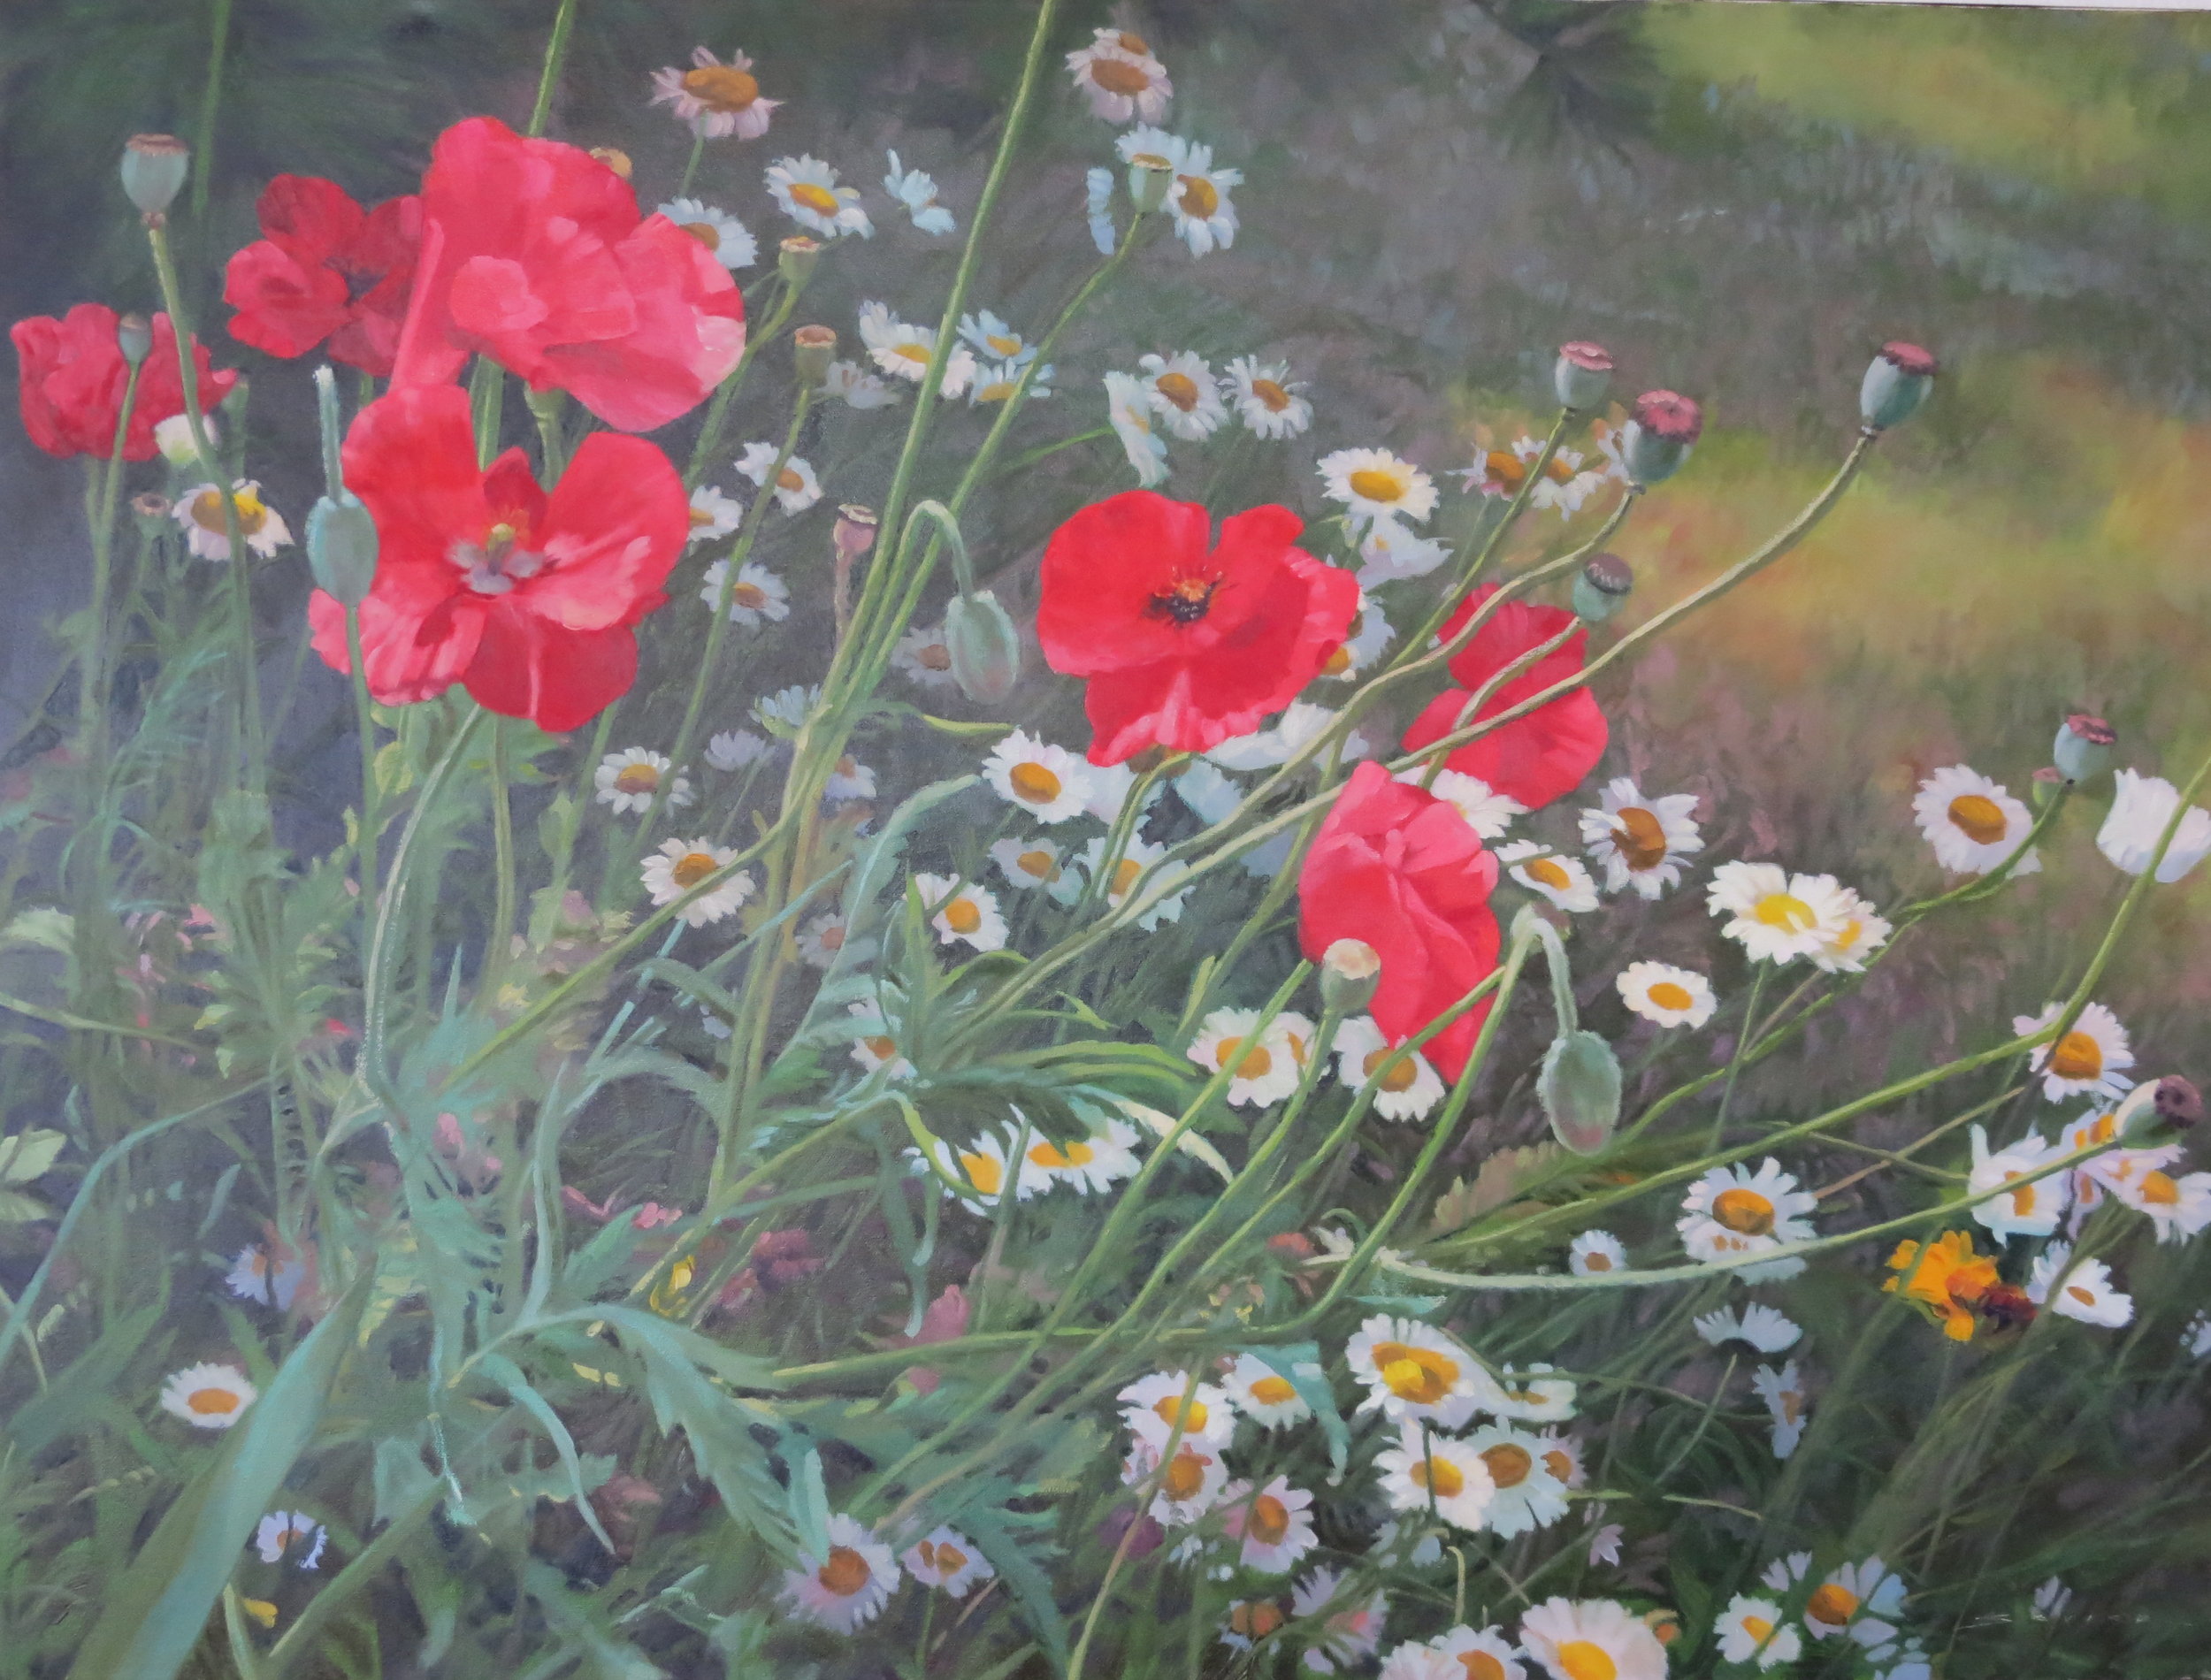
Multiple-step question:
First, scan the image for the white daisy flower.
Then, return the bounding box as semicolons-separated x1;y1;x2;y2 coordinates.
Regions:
686;484;743;544
795;911;849;969
2059;1109;2177;1220
1809;883;1892;975
1430;1626;1526;1680
1222;1353;1313;1429
1379;1645;1464;1680
1118;1370;1237;1450
1750;1361;1808;1459
822;754;875;805
655;197;756;269
2098;767;2211;882
594;747;694;815
1211;700;1372;773
1080;835;1191;929
652;47;779;141
1717;1595;1802;1669
734;442;822;513
989;837;1067;894
1319;447;1437;524
642;839;753;927
1458;438;1587;512
1705;861;1857;966
1014;1115;1142;1198
1535;1432;1586;1489
1578;778;1702;897
1356;515;1451;586
1790;1556;1907;1649
1872;1641;1933;1680
968;360;1052;405
1320;596;1394;681
1614;961;1716;1029
958;309;1038;368
1122;1435;1229;1526
174;480;291;561
1694;1303;1802;1353
908;1128;1011;1209
822;358;901;409
2012;1001;2135;1103
1497;842;1600;913
1376;1424;1496;1531
1967;1125;2069;1239
158;1362;256;1428
1188;1006;1312;1108
1344;1314;1485;1431
1568;1230;1628;1277
705;728;770;772
224;1243;306;1310
2108;1162;2211;1244
912;873;1006;952
846;1000;911;1080
1677;1158;1817;1283
2185;1311;2211;1359
1397;768;1523;839
901;1527;992;1597
699;559;791;630
1224;355;1313;439
2028;1242;2132;1326
1517;1597;1666;1680
754;683;819;733
1911;765;2039;877
1163;142;1240;256
1137;350;1228;440
856;302;973;393
1083;165;1117;255
893;623;959;689
1290;1568;1388;1674
1487;1364;1576;1424
882;149;954;233
1221;1476;1320;1573
1333;1016;1447;1122
1105;370;1170;485
254;1511;327;1569
778;1513;898;1632
1065;27;1172;124
1082;760;1169;826
983;729;1092;823
766;156;873;239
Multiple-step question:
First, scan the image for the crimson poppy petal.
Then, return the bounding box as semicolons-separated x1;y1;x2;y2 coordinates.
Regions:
463;613;639;734
1037;490;1218;675
516;432;687;631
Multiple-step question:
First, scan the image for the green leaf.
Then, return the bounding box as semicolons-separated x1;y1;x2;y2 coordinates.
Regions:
522;1562;668;1679
787;1446;831;1562
0;1187;51;1224
0;1127;67;1184
478;1352;616;1553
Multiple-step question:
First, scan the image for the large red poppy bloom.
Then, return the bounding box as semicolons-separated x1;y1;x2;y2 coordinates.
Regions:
1400;584;1607;810
391;118;744;433
1037;490;1359;766
224;175;422;378
11;303;237;461
307;383;686;731
1298;760;1502;1081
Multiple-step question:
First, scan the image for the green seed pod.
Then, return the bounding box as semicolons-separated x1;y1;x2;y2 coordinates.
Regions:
1320;938;1381;1014
777;236;821;286
1859;342;1937;432
116;312;153;369
793;325;837;387
1538;1028;1621;1155
1126;152;1174;215
945;590;1021;704
2053;714;2115;784
121;134;189;216
1572;553;1634;625
306;492;379;607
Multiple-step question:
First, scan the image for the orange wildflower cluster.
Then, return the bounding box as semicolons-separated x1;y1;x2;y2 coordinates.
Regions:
1884;1230;1999;1340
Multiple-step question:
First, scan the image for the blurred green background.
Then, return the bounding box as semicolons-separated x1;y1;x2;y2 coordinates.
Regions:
4;0;2207;1064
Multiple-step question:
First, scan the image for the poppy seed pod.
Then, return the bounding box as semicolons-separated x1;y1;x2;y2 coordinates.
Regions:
1320;937;1381;1014
793;325;837;386
306;492;380;607
945;590;1021;704
777;235;821;286
121;134;190;216
1554;341;1613;412
1618;390;1702;485
1539;1027;1621;1155
832;504;878;561
2053;713;2116;783
116;312;153;370
1572;552;1634;624
1126;152;1174;215
1860;341;1938;432
131;491;172;528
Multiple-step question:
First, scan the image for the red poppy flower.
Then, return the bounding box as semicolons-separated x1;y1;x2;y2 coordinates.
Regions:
11;303;237;461
224;175;422;378
1400;584;1607;809
307;382;686;731
1297;760;1501;1081
391;117;744;433
1037;490;1359;766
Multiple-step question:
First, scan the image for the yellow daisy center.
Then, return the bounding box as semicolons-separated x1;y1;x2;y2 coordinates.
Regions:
1112;859;1143;896
187;1385;241;1416
1347;467;1407;504
1411;1453;1465;1498
1480;1442;1533;1488
1807;1584;1858;1625
1542;1447;1573;1482
1151;1394;1208;1432
1524;857;1572;891
776;467;805;493
1160;1449;1207;1501
1008;761;1063;805
1361;1047;1419;1094
816;1545;870;1596
942;898;983;935
613;763;660;794
1027;1139;1095;1169
689;502;719;526
1581;1250;1612;1271
1646;981;1694;1012
1556;1640;1618;1680
1016;849;1059;882
2048;1031;2102;1081
1614;806;1669;871
959;1150;1003;1195
1712;1187;1777;1235
1251;377;1291;412
1947;792;2008;844
1322;645;1354;676
863;1035;897;1061
1176;174;1220;218
986;332;1023;356
670;851;719;890
1752;891;1817;934
891;340;932;366
1741;1615;1774;1642
191;487;269;537
1153;370;1201;411
788;182;841;218
683;65;760;111
1088;57;1153;95
2142;1170;2181;1206
1215;1037;1272;1080
1249;1376;1297;1406
681;220;721;248
1370;1341;1457;1404
1249;1493;1292;1544
1462;1654;1508;1680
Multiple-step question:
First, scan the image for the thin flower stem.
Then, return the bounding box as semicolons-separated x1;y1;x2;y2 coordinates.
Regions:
1654;1353;1736;1484
1067;1371;1200;1680
487;715;517;989
676;129;706;198
344;606;380;948
189;0;233;225
1706;962;1770;1152
81;367;143;840
526;0;581;138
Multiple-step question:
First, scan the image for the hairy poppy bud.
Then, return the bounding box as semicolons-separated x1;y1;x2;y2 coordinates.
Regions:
1554;341;1613;412
1860;341;1937;432
1320;937;1381;1013
1539;1028;1621;1155
1618;390;1702;486
1126;151;1174;215
306;493;379;606
1572;552;1634;624
121;134;190;216
945;590;1021;704
777;235;821;286
792;324;837;387
2053;713;2115;784
116;312;152;369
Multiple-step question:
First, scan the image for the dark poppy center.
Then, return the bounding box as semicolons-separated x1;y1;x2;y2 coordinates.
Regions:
1148;574;1219;624
451;518;546;595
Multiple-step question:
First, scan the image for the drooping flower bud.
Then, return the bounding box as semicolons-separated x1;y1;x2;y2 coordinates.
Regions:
793;325;837;387
945;590;1021;704
588;147;634;180
1538;1028;1621;1155
832;504;878;561
1554;341;1613;412
1618;390;1702;485
1860;341;1938;432
306;492;379;606
778;235;822;286
116;312;152;369
121;134;190;216
1572;552;1634;624
1126;151;1174;215
2053;714;2115;784
1320;938;1381;1014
